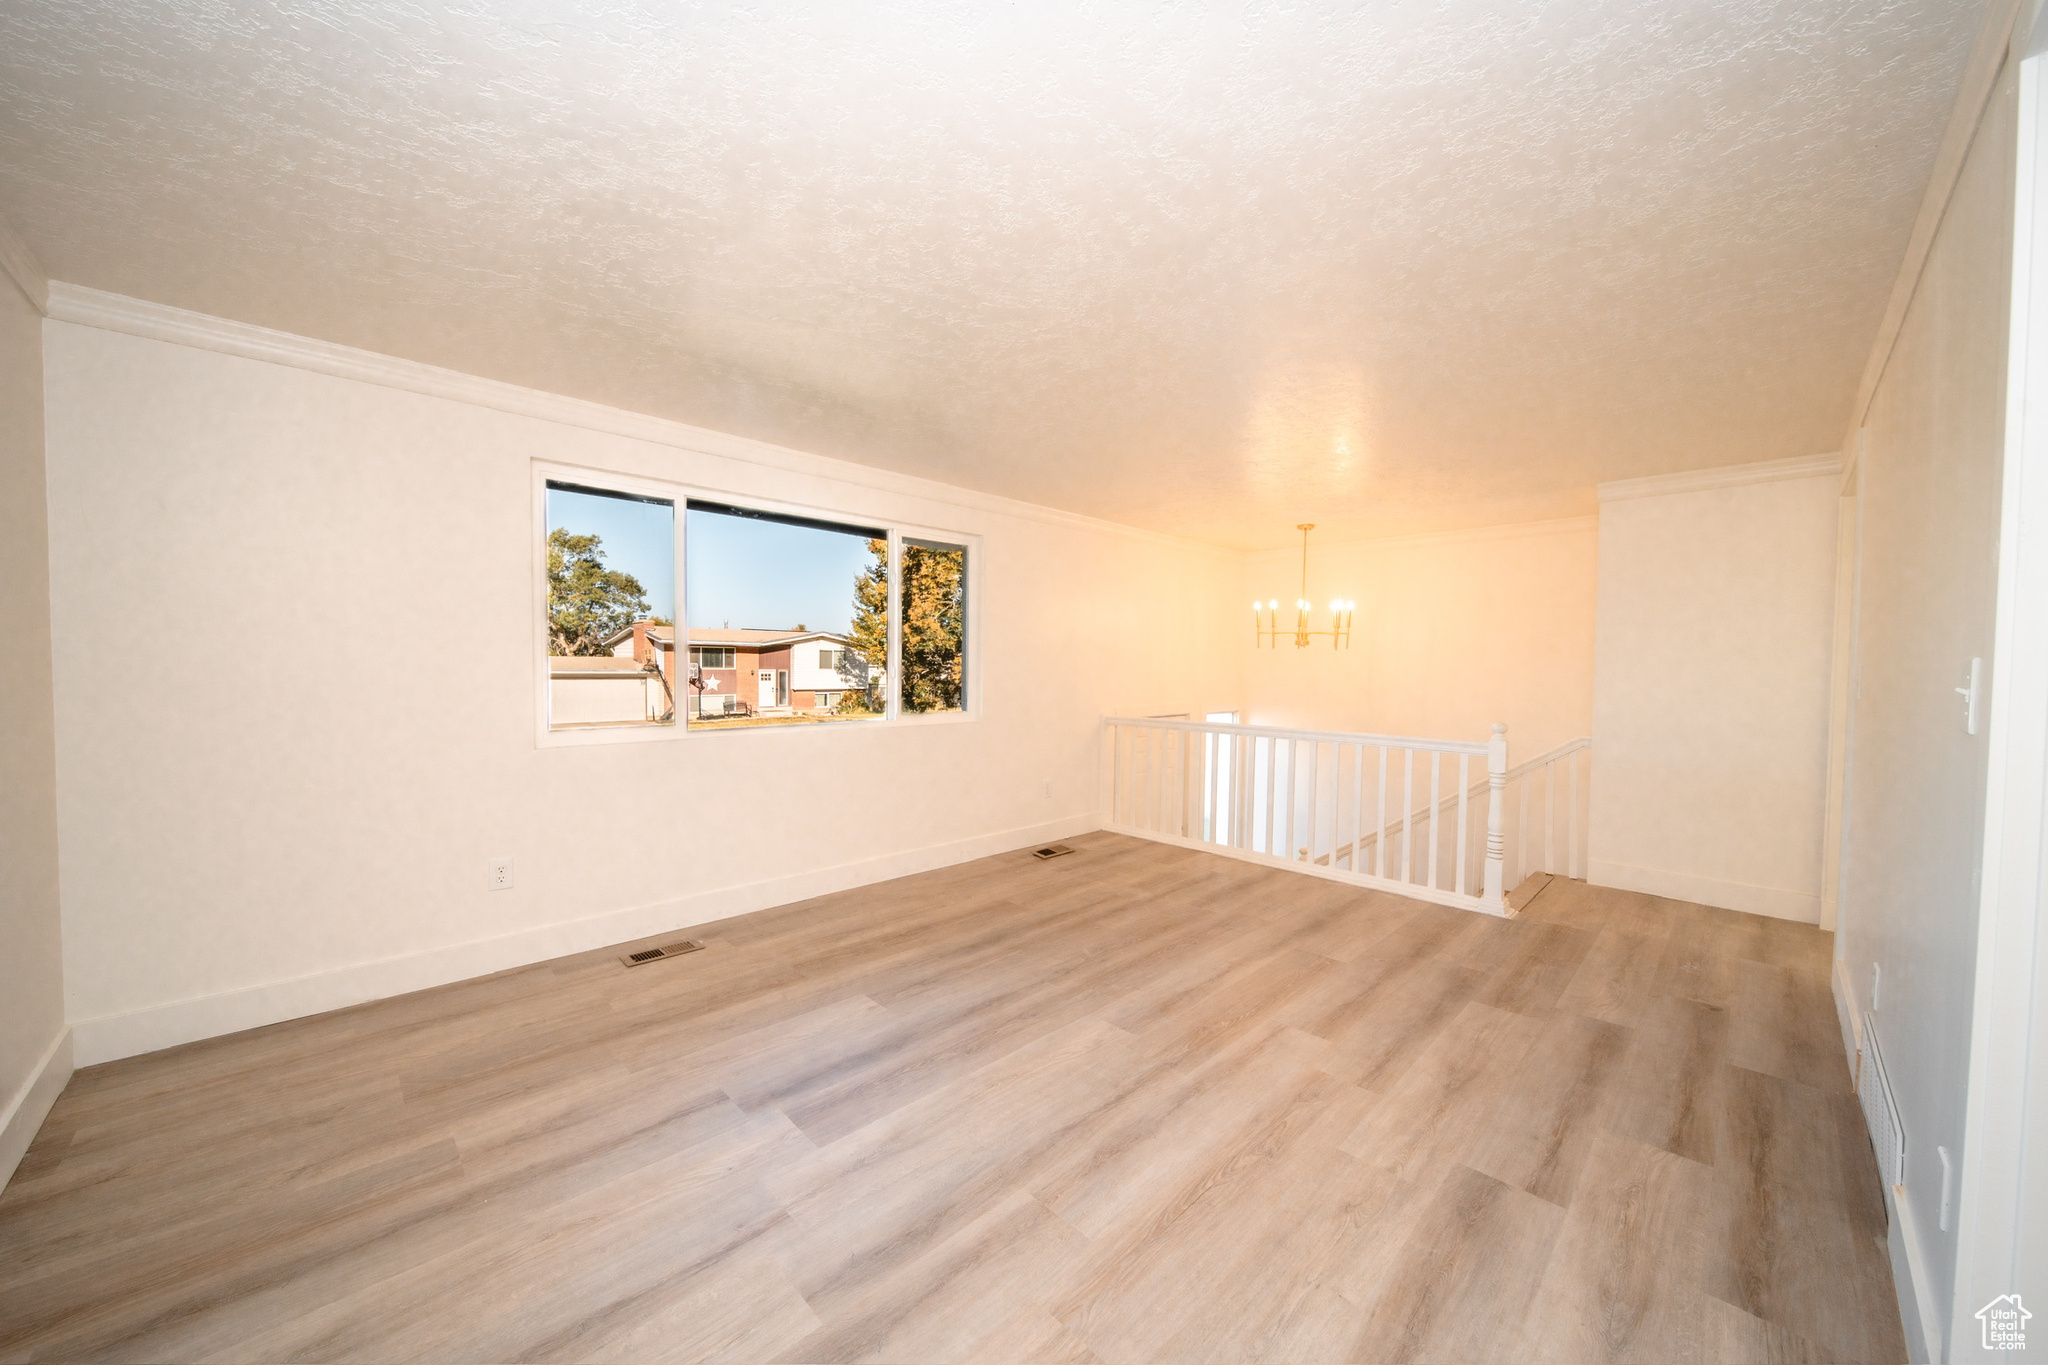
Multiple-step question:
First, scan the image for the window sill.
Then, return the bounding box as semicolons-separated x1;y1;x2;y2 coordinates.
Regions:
536;711;978;746
679;710;977;737
538;722;686;748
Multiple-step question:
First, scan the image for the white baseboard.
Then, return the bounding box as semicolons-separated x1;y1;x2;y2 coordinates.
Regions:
71;814;1100;1067
1586;859;1821;923
1889;1173;1946;1364
0;1028;73;1193
1833;956;1865;1083
1834;956;1931;1363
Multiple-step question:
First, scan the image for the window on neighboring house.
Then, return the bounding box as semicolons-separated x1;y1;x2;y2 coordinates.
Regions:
818;648;842;670
544;480;676;732
900;538;967;714
690;646;736;669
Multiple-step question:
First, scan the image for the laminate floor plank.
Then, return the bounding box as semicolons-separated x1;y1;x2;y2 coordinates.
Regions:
1338;999;1543;1183
1347;1164;1567;1364
1609;994;1731;1166
1705;1067;1907;1364
0;834;1905;1364
1554;927;1666;1028
1465;1009;1632;1207
1724;959;1853;1096
1515;1127;1715;1364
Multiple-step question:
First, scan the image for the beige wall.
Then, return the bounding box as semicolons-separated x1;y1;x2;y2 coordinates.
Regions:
1588;466;1840;923
1837;56;2016;1354
41;318;1242;1064
1239;519;1597;760
0;267;68;1187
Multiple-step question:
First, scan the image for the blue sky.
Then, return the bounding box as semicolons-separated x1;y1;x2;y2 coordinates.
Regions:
546;488;877;634
685;509;876;634
547;487;677;620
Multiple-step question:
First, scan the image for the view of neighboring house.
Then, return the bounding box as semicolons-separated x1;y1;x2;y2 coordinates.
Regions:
546;621;871;725
684;627;870;718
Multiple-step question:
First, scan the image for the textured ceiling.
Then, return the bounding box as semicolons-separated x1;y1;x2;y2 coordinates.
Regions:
0;0;1985;548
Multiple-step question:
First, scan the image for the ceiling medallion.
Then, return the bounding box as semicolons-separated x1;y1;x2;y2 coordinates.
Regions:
1254;524;1354;649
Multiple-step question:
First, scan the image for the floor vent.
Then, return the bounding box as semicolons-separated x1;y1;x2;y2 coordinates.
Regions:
619;940;706;968
1031;843;1077;861
1860;1014;1905;1193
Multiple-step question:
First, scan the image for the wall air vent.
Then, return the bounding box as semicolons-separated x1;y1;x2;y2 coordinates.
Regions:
619;940;706;968
1859;1014;1905;1195
1031;844;1077;860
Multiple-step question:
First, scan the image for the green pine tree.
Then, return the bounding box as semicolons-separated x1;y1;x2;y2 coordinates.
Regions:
841;539;890;712
841;539;965;713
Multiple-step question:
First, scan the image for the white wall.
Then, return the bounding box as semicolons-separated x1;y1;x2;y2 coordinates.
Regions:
41;311;1241;1065
1588;460;1840;923
1239;518;1597;760
1836;50;2018;1361
0;258;70;1189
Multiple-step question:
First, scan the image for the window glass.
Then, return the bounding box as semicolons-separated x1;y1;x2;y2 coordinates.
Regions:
684;501;886;728
900;538;967;714
545;482;676;730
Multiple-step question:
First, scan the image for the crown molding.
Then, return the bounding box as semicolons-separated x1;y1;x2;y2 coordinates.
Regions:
1243;514;1597;563
40;281;1232;559
1596;453;1842;504
0;209;48;314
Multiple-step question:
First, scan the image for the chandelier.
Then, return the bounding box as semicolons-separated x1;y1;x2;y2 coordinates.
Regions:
1254;524;1354;648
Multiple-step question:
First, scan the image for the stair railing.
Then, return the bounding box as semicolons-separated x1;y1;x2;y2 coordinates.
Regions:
1101;716;1519;915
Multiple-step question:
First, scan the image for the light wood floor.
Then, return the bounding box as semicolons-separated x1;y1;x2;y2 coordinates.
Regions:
0;832;1904;1364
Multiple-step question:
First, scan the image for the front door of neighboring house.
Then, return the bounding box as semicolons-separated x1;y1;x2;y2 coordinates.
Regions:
758;670;776;707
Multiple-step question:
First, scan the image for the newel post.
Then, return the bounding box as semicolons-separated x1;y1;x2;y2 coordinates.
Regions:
1483;723;1508;910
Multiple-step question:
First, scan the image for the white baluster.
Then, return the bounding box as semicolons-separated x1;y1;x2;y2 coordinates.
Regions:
1401;748;1415;883
1544;759;1556;874
1114;724;1127;826
1351;743;1366;872
1376;747;1389;877
1253;736;1269;855
1484;723;1507;908
1304;740;1320;861
1232;733;1244;847
1426;751;1441;889
1182;728;1194;838
1516;770;1530;888
1456;752;1470;896
1568;745;1581;880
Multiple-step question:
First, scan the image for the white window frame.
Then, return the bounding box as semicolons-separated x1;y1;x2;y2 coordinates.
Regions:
533;462;688;749
533;461;981;745
890;524;979;727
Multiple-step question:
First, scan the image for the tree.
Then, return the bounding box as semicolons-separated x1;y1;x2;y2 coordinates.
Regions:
839;537;965;713
900;543;965;712
840;539;889;711
547;528;650;656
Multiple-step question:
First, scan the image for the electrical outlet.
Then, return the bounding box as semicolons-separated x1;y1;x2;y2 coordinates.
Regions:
487;858;514;891
1043;780;1053;800
1871;962;1882;1012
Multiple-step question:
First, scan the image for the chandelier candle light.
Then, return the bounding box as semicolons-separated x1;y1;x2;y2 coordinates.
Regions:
1255;524;1355;648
